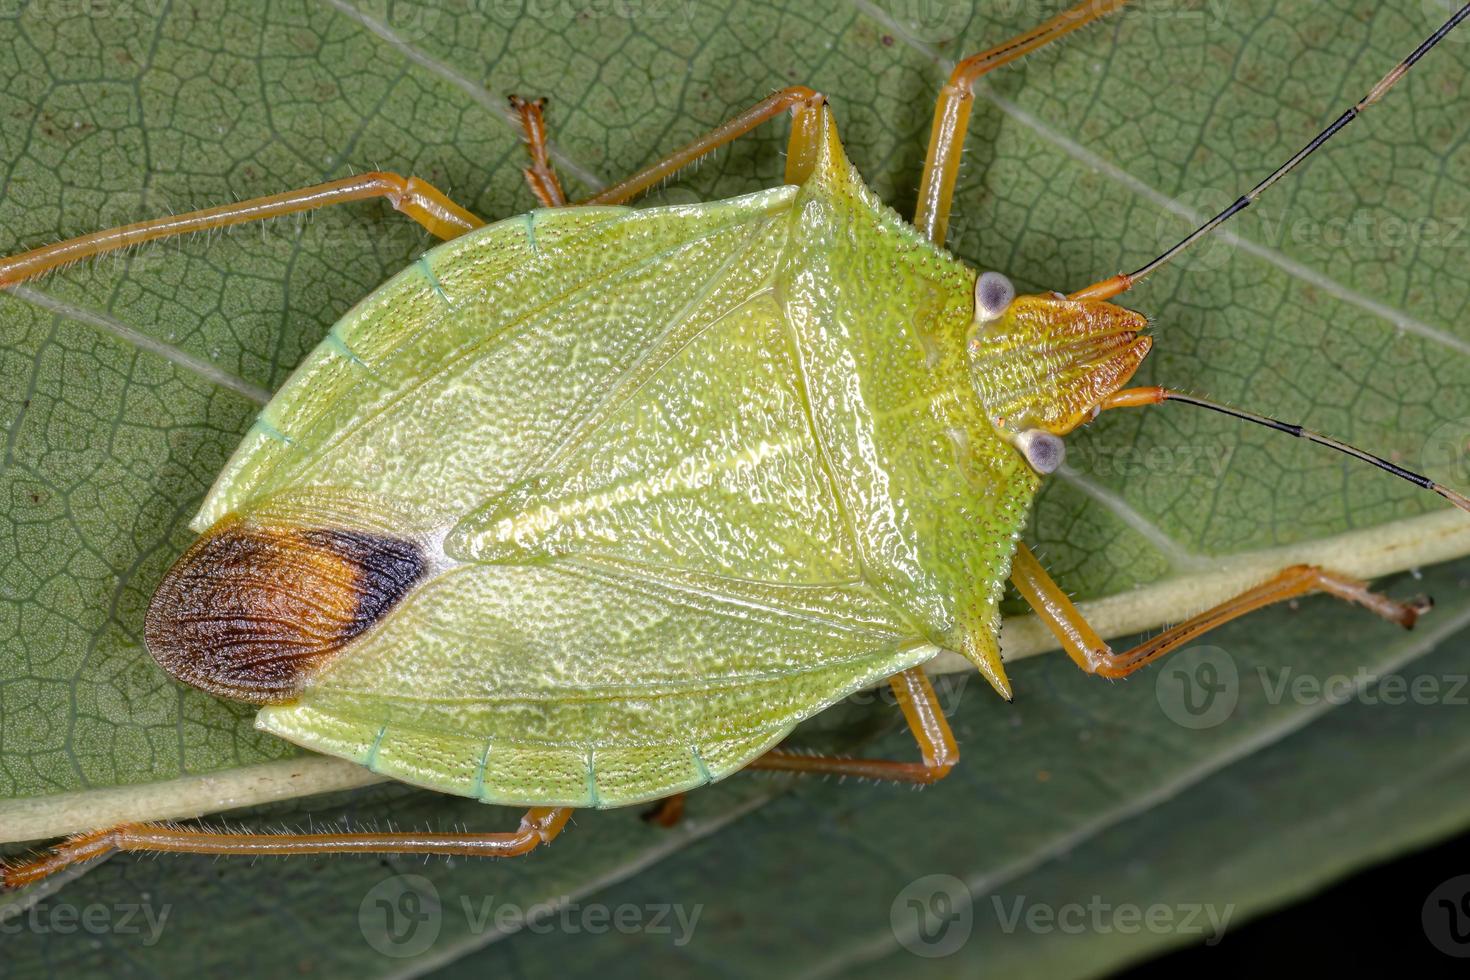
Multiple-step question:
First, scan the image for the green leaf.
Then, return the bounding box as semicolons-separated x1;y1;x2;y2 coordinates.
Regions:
5;561;1470;974
2;0;1469;973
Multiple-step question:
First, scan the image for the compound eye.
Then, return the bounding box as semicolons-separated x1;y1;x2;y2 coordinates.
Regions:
1015;429;1065;474
974;271;1015;323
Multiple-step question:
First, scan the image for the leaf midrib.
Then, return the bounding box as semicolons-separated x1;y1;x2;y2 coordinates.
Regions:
6;0;1470;845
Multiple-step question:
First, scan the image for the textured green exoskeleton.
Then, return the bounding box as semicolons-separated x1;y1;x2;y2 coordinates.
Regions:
148;112;1145;808
8;0;1468;897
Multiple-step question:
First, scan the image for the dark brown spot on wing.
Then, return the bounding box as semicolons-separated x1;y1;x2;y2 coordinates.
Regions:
145;517;427;704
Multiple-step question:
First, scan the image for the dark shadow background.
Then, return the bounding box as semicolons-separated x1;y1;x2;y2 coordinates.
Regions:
1122;825;1470;975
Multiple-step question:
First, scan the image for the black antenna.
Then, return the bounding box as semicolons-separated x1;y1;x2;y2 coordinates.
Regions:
1122;2;1470;289
1140;389;1470;514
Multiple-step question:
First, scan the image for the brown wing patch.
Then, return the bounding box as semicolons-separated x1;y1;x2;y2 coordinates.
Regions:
145;517;427;704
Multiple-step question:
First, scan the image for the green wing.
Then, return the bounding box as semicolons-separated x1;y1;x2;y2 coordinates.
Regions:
194;192;795;531
220;182;938;807
258;561;928;806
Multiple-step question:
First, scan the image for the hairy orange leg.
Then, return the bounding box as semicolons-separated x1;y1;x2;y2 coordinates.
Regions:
2;807;572;891
1009;543;1425;680
3;2;1130;291
511;85;827;209
914;0;1130;244
583;86;829;205
747;667;958;784
0;173;485;288
0;84;837;289
510;95;569;207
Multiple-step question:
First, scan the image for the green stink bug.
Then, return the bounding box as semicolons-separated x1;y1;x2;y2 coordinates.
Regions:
3;0;1469;888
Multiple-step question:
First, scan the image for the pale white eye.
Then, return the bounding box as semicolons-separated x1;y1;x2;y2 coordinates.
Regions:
974;271;1015;322
1015;429;1065;474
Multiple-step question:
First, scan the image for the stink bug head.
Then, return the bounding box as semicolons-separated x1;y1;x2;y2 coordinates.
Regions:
967;279;1152;441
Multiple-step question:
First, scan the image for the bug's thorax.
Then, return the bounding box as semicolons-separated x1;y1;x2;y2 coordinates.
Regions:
146;109;1143;722
967;291;1151;442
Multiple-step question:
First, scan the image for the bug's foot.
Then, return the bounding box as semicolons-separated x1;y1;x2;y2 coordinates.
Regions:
640;793;686;829
1400;594;1434;629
